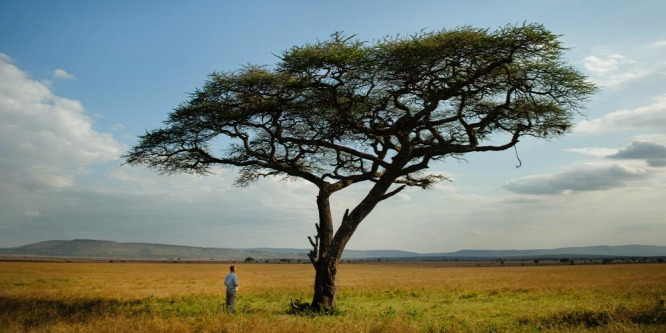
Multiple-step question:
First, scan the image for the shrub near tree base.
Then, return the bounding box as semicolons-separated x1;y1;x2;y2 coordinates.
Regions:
125;23;596;311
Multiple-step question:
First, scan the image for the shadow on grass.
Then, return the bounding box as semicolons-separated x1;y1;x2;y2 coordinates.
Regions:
285;298;344;317
518;298;666;329
0;295;226;330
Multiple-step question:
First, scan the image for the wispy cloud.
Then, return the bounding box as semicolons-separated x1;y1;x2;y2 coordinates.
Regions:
582;54;635;76
581;53;648;88
110;123;126;131
652;40;666;48
53;69;75;79
566;147;618;157
575;95;666;133
580;41;666;88
633;133;666;145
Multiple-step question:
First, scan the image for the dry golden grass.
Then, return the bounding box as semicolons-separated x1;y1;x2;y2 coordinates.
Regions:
1;262;665;332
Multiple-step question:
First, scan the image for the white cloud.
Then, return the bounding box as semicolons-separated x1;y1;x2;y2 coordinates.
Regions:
110;123;126;131
580;53;647;88
505;136;666;197
598;70;650;88
582;54;634;75
0;53;123;191
575;95;666;133
53;69;75;79
652;40;666;48
580;42;665;88
504;162;649;195
566;147;618;157
0;53;12;63
567;139;666;168
633;133;666;145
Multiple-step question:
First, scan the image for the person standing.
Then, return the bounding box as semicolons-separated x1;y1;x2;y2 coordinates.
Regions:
224;265;239;313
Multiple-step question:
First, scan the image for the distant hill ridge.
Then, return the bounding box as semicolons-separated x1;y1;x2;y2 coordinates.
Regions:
1;239;665;259
426;245;666;258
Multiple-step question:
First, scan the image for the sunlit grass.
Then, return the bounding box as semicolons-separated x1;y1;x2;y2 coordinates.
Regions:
1;262;665;332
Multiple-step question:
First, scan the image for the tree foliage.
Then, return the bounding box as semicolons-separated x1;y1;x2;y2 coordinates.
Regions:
126;24;594;194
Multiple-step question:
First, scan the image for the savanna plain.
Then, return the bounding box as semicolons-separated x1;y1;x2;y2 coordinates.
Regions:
1;262;665;332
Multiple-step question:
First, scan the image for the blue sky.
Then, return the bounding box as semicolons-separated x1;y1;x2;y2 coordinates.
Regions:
1;1;665;251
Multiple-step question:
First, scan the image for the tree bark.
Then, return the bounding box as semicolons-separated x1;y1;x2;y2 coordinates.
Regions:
311;253;337;311
309;175;399;311
310;189;336;311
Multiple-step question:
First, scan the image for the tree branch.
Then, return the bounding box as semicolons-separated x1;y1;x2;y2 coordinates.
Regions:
379;185;406;201
308;233;319;268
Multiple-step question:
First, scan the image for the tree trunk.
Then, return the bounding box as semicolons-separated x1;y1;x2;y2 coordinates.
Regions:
309;174;401;311
310;189;337;311
311;254;337;311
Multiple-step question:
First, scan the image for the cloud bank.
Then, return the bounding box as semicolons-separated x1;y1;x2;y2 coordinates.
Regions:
608;141;666;167
504;163;648;195
0;53;122;191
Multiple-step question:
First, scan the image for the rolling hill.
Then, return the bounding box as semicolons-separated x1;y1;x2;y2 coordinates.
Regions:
423;245;666;258
1;239;665;260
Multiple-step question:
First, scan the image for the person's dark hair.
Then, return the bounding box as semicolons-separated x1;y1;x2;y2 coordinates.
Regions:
229;265;236;272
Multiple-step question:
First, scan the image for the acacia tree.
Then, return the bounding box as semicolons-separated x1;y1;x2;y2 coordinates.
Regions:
125;24;595;311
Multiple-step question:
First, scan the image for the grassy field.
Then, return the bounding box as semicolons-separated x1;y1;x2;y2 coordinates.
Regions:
1;262;665;332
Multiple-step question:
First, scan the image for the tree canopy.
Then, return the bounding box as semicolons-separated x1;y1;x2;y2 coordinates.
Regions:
127;24;594;194
125;23;596;310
